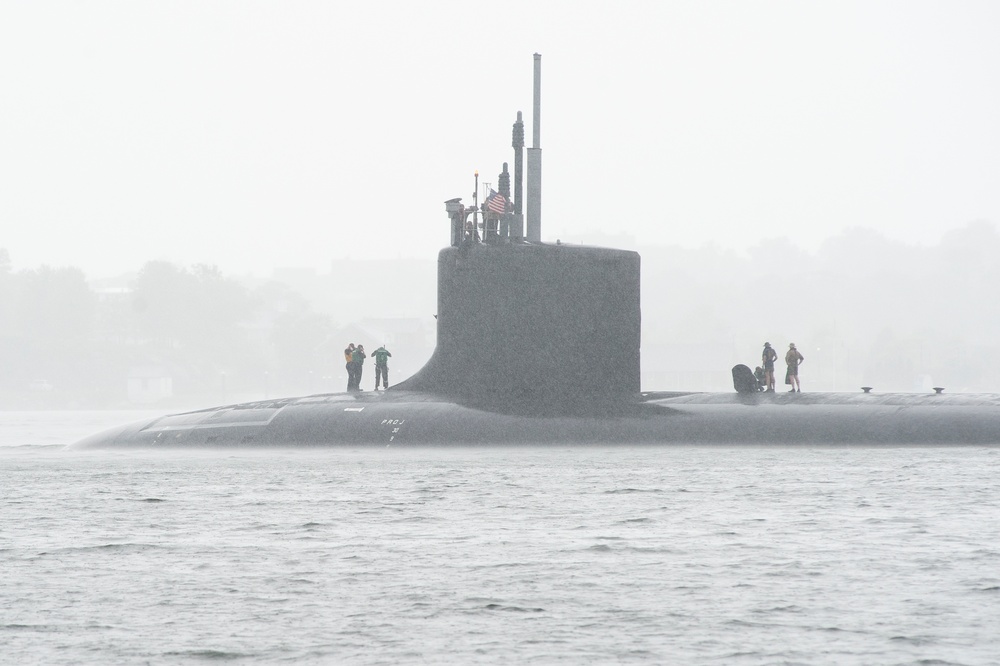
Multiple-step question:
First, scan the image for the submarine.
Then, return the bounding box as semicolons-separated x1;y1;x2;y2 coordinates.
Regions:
73;55;1000;449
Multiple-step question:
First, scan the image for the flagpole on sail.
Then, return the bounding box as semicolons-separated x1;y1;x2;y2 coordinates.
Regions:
473;170;479;240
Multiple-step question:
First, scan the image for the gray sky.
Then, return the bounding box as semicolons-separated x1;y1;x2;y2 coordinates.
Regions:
3;1;999;278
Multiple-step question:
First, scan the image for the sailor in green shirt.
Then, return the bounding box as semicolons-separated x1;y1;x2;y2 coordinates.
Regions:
349;344;366;391
372;345;392;390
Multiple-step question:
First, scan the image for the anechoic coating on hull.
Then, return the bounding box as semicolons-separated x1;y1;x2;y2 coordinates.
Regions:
397;242;641;415
71;390;1000;448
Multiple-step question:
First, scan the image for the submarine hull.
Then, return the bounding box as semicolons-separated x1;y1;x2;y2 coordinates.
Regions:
69;244;1000;449
71;390;1000;448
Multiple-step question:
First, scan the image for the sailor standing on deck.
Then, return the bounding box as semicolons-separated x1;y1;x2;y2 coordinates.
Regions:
351;344;367;391
762;342;778;392
372;345;392;390
785;343;804;392
344;343;356;392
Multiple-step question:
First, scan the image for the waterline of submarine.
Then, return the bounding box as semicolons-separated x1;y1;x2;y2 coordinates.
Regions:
72;55;1000;449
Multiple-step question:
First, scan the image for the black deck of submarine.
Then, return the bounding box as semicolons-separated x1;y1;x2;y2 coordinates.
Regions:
71;389;1000;448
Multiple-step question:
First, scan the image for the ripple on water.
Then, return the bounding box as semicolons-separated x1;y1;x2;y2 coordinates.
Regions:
162;649;252;660
483;603;545;613
3;435;1000;665
36;543;169;557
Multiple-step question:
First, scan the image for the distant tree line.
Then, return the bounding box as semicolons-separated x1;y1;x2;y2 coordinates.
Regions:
0;253;338;407
641;221;1000;391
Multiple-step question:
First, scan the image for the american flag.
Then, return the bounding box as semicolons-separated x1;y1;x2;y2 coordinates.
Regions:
485;188;507;214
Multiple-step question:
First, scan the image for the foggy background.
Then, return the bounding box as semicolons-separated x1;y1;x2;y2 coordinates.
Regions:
2;1;999;407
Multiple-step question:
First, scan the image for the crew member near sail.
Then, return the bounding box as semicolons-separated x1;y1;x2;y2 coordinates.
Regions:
762;342;778;392
785;343;804;393
372;345;392;390
351;344;367;391
344;343;356;392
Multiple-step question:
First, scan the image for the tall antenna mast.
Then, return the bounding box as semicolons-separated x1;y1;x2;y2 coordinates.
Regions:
525;53;542;243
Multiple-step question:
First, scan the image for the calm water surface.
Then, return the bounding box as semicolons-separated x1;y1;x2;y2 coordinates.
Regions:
2;411;1000;664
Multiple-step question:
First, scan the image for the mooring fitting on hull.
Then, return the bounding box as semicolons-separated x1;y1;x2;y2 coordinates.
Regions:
861;386;873;393
933;387;945;394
